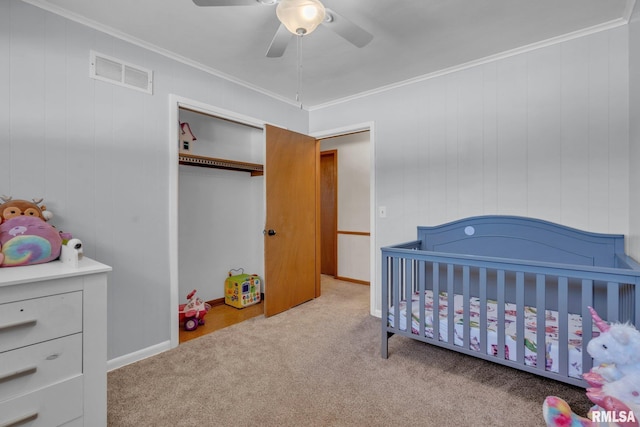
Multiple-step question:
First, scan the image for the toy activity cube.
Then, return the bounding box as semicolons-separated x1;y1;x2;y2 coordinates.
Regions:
225;273;261;308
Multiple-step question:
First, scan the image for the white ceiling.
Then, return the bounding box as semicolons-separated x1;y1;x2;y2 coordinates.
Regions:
26;0;633;108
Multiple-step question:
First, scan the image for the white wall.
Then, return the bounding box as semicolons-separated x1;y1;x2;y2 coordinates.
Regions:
0;1;307;362
321;132;370;282
178;111;264;303
310;26;631;316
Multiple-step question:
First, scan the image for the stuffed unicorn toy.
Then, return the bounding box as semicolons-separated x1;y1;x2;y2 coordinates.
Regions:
587;307;640;379
543;307;640;427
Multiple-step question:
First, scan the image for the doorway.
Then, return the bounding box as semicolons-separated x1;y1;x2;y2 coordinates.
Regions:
314;124;376;316
319;130;372;286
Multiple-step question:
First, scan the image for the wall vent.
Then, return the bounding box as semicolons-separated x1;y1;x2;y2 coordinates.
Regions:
90;51;153;95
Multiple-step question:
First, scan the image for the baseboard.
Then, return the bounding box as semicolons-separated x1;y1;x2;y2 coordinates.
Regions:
107;340;172;372
207;297;225;307
335;276;370;286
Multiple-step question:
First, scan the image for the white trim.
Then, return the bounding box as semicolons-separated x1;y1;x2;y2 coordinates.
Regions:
22;0;635;111
168;94;266;350
107;340;172;372
168;95;180;350
311;121;377;317
176;97;266;129
312;122;372;139
623;0;637;22
309;16;632;111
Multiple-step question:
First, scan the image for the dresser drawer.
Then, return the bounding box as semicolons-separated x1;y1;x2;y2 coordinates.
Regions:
0;291;82;353
0;333;82;402
0;375;83;427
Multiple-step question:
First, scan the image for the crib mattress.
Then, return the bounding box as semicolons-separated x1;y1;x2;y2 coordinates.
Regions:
387;291;597;379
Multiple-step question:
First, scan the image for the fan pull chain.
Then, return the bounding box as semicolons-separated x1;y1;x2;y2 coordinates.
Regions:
296;34;303;108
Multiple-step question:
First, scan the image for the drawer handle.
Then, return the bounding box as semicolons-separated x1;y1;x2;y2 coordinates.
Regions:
0;412;38;427
0;318;37;332
0;365;38;384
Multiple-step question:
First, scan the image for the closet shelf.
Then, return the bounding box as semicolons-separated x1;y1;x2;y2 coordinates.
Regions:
179;153;263;176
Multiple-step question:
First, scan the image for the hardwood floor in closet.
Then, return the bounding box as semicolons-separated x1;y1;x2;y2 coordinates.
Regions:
178;276;362;343
179;300;264;344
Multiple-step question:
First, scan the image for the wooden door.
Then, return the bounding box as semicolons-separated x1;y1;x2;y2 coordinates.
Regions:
320;150;337;276
264;124;319;317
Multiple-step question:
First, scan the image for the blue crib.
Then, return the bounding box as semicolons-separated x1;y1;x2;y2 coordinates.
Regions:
381;216;640;387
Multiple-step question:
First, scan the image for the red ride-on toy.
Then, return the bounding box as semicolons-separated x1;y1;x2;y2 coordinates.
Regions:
178;289;211;331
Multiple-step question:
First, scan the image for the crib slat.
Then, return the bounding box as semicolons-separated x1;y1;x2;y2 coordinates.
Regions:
620;284;632;323
381;254;388;358
393;257;401;332
536;274;546;373
433;262;440;341
463;266;470;350
557;277;569;378
497;270;505;360
447;264;454;345
405;259;413;334
479;268;487;356
515;272;524;365
607;282;620;322
581;279;594;375
418;260;426;338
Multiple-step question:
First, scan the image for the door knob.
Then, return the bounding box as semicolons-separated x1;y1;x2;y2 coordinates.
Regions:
264;229;276;236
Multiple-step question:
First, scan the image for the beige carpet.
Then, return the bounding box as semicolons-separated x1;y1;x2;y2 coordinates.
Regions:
108;276;592;426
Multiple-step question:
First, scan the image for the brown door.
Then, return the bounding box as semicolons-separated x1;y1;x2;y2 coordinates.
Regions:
264;124;320;317
320;150;337;276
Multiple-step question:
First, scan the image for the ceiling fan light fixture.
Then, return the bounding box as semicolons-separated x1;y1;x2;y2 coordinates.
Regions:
276;0;325;35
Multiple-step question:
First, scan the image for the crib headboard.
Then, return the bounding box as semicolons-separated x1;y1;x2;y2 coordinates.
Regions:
418;216;625;268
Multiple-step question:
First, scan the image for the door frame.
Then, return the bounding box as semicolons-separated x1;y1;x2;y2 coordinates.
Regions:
311;122;377;317
168;95;266;349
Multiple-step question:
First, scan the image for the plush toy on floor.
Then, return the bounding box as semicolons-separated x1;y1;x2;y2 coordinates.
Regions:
543;307;640;427
178;289;211;331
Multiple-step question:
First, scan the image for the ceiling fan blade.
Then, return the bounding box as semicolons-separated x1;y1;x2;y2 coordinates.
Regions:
192;0;261;6
322;8;373;48
266;24;293;58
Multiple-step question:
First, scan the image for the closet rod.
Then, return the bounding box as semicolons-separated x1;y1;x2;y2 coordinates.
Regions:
179;153;263;176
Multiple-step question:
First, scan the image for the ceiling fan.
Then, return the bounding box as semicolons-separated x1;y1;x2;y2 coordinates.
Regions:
192;0;373;58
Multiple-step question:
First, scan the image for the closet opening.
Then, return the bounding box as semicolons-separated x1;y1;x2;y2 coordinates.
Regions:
176;106;265;344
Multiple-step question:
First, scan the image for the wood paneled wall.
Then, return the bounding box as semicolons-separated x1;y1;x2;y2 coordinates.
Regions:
310;26;631;316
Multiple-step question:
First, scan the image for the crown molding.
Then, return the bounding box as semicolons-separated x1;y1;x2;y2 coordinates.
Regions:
309;14;632;111
20;0;635;112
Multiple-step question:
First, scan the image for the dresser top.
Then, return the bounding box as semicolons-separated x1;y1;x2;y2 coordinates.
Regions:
0;257;111;287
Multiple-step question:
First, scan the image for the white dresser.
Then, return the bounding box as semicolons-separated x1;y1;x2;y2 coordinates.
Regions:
0;258;111;427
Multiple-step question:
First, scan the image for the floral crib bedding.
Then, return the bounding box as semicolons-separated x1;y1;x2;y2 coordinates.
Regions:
387;290;599;379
